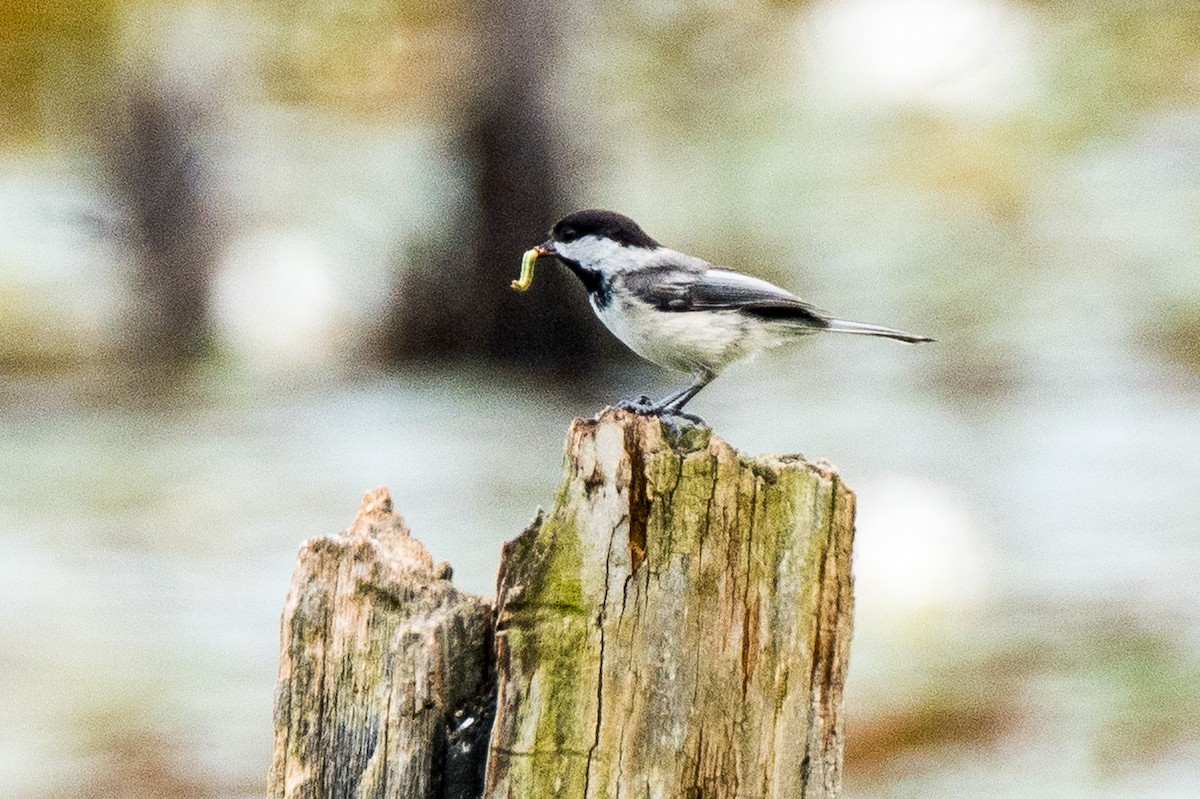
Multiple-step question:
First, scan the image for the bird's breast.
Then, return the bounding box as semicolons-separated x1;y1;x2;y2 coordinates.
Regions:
592;296;762;374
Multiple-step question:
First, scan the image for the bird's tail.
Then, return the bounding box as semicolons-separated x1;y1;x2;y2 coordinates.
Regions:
822;317;934;344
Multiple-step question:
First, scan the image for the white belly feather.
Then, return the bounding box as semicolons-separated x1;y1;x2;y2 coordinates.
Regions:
592;295;788;375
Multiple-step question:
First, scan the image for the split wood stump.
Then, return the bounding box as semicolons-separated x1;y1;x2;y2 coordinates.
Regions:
268;488;495;799
269;409;856;799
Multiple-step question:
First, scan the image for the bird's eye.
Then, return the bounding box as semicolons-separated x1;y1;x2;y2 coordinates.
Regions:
560;226;576;240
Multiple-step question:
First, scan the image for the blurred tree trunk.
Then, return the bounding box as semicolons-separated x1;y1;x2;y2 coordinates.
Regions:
109;84;218;369
385;0;616;377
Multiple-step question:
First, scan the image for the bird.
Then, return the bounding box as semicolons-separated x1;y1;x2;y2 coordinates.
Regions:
517;209;933;423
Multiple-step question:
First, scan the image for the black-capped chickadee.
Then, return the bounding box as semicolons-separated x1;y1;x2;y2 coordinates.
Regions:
522;209;933;422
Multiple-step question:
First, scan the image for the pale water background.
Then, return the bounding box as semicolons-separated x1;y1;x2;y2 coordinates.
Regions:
3;1;1200;797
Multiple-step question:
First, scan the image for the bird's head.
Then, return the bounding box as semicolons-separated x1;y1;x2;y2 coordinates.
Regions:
534;209;661;272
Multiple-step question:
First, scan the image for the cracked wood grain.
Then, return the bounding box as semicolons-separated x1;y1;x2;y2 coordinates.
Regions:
485;409;856;799
268;487;495;799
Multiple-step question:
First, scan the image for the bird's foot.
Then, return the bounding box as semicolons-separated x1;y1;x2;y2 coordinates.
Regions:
660;407;706;426
617;395;706;426
616;395;660;416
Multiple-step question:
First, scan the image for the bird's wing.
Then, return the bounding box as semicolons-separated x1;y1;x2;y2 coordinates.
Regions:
625;266;830;326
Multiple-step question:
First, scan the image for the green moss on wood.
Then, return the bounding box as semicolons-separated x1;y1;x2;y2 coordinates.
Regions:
487;410;855;799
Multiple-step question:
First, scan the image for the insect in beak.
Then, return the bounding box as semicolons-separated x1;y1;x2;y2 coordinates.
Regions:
511;242;557;291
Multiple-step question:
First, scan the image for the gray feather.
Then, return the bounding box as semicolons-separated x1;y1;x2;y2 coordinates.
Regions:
620;259;932;343
622;266;830;328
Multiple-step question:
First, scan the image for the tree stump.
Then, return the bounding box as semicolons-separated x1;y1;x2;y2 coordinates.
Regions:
268;488;495;799
485;409;855;799
267;410;856;799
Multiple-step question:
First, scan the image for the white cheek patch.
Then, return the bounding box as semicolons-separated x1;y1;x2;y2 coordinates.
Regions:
558;235;631;269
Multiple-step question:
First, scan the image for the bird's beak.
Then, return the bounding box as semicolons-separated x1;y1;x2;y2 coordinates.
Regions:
534;241;558;259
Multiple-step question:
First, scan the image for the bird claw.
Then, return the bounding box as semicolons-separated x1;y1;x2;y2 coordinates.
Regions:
616;396;660;416
661;408;706;426
615;398;706;427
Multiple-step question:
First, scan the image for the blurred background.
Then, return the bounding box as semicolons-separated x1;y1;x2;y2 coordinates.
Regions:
2;0;1199;796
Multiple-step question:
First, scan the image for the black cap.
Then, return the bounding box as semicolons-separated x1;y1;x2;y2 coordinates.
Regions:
551;209;660;249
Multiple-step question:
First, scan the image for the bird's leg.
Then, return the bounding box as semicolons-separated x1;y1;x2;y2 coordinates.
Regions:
651;383;695;409
617;373;714;423
662;373;713;412
618;384;690;416
656;372;714;424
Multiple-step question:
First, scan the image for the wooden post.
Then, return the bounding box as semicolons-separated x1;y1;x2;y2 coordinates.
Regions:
485;409;855;799
268;410;855;799
268;488;495;799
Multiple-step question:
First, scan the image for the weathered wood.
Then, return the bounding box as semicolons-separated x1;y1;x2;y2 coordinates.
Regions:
485;409;855;799
268;487;494;799
268;411;856;799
